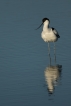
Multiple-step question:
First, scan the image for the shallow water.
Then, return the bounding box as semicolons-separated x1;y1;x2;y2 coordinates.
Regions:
0;0;71;106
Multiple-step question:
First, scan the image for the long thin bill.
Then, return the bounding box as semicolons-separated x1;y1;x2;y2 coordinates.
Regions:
36;23;43;30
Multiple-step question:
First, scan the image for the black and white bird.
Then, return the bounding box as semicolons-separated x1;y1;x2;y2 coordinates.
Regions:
36;18;60;42
36;18;60;62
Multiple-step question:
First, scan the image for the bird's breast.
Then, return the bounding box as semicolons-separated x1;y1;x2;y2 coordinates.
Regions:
41;31;57;42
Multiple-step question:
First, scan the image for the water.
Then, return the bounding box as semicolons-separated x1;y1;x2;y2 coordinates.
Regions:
0;0;71;106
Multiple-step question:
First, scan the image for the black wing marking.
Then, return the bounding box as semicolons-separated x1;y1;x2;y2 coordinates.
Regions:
52;27;60;38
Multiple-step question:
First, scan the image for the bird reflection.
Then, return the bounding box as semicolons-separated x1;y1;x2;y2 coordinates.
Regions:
44;52;62;94
44;65;62;94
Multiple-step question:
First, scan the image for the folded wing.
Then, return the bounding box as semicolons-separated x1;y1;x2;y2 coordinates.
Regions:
52;27;60;38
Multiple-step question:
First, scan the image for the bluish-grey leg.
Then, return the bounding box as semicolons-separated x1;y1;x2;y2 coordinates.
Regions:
48;42;51;65
53;42;56;64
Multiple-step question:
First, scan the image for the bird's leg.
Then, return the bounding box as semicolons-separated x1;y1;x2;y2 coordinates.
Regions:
53;42;56;64
48;42;51;65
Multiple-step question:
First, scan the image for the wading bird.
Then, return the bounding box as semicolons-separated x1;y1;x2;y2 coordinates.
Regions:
36;18;60;63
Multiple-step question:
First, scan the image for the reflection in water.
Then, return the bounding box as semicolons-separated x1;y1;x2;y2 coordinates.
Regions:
45;65;62;94
44;65;62;94
44;43;62;95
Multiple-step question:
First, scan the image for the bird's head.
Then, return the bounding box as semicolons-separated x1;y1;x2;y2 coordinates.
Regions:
42;18;50;24
36;18;50;30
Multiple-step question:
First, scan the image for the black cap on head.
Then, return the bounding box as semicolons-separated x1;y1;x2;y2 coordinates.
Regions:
42;18;50;23
36;18;50;30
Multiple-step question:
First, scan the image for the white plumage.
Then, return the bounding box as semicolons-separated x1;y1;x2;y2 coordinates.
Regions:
41;26;57;42
36;18;60;42
41;18;60;42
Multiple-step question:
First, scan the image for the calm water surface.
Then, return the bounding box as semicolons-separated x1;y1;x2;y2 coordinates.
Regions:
0;0;71;106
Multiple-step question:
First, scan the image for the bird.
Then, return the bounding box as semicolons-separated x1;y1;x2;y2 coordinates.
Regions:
36;18;60;62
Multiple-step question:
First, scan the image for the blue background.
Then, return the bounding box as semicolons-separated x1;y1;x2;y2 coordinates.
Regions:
0;0;71;106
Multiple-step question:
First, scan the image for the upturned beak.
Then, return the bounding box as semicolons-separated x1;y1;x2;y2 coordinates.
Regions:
36;23;43;30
